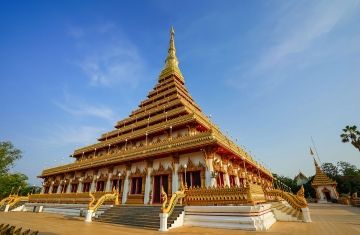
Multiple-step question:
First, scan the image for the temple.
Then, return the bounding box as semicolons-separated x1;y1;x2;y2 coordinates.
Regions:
294;171;308;186
37;27;273;204
311;159;339;203
0;28;313;231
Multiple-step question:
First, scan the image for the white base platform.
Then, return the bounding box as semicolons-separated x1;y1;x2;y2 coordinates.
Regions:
184;204;276;231
23;203;111;217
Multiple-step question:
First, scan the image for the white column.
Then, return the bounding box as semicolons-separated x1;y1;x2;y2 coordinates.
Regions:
205;158;214;187
56;185;61;194
78;181;83;193
144;167;153;204
85;209;94;222
90;178;96;192
66;180;72;193
172;163;179;192
49;183;54;194
159;213;169;231
122;170;131;204
302;207;312;222
224;173;230;187
105;173;112;192
40;186;45;194
235;172;240;186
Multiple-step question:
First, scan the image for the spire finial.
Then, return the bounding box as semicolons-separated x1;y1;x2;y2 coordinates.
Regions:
166;26;178;66
313;157;318;167
159;26;184;82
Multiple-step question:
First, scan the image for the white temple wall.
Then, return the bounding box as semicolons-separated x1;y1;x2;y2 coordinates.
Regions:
113;165;126;174
179;151;205;166
153;157;172;170
98;167;109;175
315;185;338;200
131;161;146;172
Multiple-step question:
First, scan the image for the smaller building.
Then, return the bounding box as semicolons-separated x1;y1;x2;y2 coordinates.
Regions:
311;159;339;203
294;171;308;186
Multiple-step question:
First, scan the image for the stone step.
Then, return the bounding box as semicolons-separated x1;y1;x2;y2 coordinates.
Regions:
96;205;184;230
97;220;159;229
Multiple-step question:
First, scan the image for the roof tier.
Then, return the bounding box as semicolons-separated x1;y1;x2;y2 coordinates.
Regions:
311;159;337;186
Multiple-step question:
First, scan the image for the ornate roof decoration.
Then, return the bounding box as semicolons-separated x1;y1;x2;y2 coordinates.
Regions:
159;26;184;83
311;159;337;186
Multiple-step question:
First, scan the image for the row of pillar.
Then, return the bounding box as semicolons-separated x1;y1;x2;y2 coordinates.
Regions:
43;158;258;204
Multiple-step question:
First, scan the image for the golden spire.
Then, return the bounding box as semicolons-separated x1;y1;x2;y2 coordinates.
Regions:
159;26;184;82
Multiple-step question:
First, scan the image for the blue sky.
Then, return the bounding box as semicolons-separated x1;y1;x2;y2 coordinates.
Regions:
0;0;359;185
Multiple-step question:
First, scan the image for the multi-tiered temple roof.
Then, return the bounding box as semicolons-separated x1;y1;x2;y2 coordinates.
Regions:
40;28;272;179
311;159;337;186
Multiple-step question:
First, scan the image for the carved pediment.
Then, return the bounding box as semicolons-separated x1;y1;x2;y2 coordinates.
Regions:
97;173;109;181
151;163;172;176
83;174;93;182
178;159;205;172
111;170;126;179
129;167;146;178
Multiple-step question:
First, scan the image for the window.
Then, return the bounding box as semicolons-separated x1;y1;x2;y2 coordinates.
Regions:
112;179;122;191
183;171;201;187
130;177;142;194
52;185;58;194
61;184;68;193
216;172;224;187
44;186;50;194
82;182;91;192
229;175;236;187
70;184;78;193
96;181;105;192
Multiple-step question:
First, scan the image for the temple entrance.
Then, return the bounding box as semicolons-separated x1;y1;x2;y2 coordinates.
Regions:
322;188;332;201
153;174;168;204
324;192;331;201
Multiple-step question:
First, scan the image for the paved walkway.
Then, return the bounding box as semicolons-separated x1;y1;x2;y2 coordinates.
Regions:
0;203;359;235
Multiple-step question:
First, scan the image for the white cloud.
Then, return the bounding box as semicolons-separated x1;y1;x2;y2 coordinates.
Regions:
51;125;104;146
78;44;144;87
256;1;358;71
68;22;147;87
227;0;360;92
54;91;116;122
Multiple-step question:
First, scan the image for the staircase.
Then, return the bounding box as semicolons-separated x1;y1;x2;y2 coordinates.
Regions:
8;200;27;211
96;205;184;230
271;202;303;222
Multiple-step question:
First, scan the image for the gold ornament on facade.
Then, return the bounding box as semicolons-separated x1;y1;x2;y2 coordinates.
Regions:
88;188;119;211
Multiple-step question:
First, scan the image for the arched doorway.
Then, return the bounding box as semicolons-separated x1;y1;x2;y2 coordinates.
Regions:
153;174;169;203
322;188;331;201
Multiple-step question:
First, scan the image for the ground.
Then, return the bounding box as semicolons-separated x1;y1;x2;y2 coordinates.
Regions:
0;204;359;235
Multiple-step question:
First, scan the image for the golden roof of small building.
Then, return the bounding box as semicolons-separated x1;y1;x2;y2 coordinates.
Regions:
311;159;337;186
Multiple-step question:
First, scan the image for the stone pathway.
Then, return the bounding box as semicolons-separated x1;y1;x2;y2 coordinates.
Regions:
0;203;359;235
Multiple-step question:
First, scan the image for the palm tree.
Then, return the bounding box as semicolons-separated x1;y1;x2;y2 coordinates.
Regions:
340;125;360;152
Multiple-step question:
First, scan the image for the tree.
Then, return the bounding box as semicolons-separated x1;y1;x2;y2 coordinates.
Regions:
0;173;28;199
321;162;338;179
0;141;22;175
337;161;360;176
273;174;298;193
318;161;360;195
0;141;32;199
340;125;360;152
